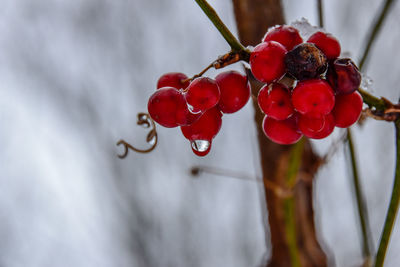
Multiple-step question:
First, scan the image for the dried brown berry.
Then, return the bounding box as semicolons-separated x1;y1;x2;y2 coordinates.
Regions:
284;43;327;80
326;58;361;95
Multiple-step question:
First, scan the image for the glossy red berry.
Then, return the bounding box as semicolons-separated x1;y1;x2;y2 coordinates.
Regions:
181;107;222;141
148;87;190;128
250;41;287;83
215;70;251;114
157;72;190;90
262;25;303;51
185;77;220;113
258;83;294;120
298;113;335;139
327;58;361;95
307;31;341;60
332;91;363;128
262;115;302;145
292;79;335;117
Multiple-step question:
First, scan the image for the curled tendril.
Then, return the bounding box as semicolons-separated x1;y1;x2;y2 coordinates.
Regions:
117;113;158;159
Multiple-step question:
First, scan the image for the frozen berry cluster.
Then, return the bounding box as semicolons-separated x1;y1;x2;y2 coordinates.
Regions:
147;71;250;156
253;25;363;144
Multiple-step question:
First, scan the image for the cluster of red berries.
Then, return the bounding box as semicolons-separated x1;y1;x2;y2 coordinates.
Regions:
147;24;364;156
147;71;250;156
252;25;363;144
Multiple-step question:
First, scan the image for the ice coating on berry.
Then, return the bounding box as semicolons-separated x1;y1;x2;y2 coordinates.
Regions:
327;58;361;95
298;113;335;139
191;140;212;157
262;25;303;51
215;71;251;114
307;31;341;60
262;115;302;145
148;87;189;128
250;41;287;83
291;18;320;40
292;79;335;117
181;107;222;141
157;72;190;89
258;83;294;120
332;91;363;128
285;43;327;80
185;77;220;113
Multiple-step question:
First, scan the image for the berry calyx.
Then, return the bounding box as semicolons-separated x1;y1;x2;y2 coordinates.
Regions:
285;43;327;80
215;70;251;114
262;25;303;51
185;77;220;113
148;87;190;128
157;72;190;90
307;31;341;60
181;107;223;141
262;115;302;145
292;79;335;117
332;91;363;128
258;83;294;120
298;113;335;139
250;41;287;83
327;58;361;95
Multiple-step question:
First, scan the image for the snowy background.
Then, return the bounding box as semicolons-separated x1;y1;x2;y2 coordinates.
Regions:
1;0;400;266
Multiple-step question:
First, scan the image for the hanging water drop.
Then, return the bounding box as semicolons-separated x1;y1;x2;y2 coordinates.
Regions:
190;140;212;157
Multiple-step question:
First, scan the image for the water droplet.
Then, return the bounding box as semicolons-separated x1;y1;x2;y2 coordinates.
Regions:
190;140;212;157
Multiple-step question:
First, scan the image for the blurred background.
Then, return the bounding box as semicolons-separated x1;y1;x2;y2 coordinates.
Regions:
1;0;400;266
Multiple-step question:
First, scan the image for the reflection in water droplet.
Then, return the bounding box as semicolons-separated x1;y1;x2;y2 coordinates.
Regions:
190;140;212;157
187;103;202;114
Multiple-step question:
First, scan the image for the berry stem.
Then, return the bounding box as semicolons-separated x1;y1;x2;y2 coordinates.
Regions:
194;0;248;52
374;120;400;267
347;129;373;263
358;0;396;71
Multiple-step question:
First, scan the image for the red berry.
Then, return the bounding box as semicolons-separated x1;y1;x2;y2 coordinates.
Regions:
262;25;303;51
191;140;212;157
292;79;335;117
215;71;251;114
327;58;361;95
298;113;335;139
307;31;341;60
181;107;222;141
250;41;287;83
258;83;294;120
157;72;190;90
332;91;363;128
185;77;220;113
148;87;190;128
262;115;302;145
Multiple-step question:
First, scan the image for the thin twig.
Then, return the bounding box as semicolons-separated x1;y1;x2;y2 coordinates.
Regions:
347;129;373;262
317;0;324;28
359;0;396;70
194;0;247;52
374;120;400;267
284;138;305;267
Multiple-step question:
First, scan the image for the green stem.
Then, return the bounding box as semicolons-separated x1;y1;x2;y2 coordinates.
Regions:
194;0;246;51
375;120;400;267
317;0;324;28
359;0;396;70
347;129;373;261
284;138;305;267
